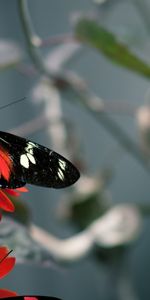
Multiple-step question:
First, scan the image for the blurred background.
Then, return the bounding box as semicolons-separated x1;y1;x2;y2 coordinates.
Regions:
1;0;150;299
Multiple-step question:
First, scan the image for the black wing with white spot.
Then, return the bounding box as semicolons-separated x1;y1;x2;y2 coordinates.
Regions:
0;131;80;189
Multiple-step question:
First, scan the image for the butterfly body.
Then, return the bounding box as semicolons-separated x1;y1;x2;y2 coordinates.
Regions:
0;131;80;189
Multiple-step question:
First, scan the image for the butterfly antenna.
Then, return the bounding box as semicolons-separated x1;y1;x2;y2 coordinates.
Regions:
0;249;13;264
0;97;26;111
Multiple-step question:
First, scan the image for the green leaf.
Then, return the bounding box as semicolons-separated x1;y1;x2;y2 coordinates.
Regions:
69;172;112;229
75;18;150;78
71;190;108;229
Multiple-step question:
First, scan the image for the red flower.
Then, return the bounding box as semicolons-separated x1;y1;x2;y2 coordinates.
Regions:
0;289;17;298
0;187;28;219
0;246;17;298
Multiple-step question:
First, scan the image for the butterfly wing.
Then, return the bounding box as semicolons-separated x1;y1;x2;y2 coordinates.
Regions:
0;131;80;189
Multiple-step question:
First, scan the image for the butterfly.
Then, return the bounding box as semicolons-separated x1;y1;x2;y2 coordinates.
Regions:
0;131;80;189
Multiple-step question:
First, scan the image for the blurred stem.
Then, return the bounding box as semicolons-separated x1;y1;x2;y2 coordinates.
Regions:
0;60;21;71
40;33;74;47
18;0;46;75
30;223;93;262
111;258;139;300
9;113;49;136
18;0;72;157
68;79;149;172
18;0;73;85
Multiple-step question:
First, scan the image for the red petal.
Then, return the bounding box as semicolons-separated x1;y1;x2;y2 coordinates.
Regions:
5;187;29;198
0;149;12;181
0;247;16;279
0;288;17;298
0;191;14;212
5;189;20;197
0;257;15;279
0;247;9;261
15;187;28;193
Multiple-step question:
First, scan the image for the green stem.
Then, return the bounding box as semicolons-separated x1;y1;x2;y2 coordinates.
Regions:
18;0;69;84
18;0;47;75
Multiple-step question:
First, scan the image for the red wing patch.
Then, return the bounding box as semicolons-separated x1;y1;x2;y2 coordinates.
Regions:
0;148;12;181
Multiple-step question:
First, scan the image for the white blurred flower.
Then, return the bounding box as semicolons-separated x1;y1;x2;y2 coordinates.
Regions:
90;204;141;247
0;39;22;68
32;78;68;154
31;204;141;262
136;105;150;157
45;42;81;72
74;175;101;199
136;105;150;130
